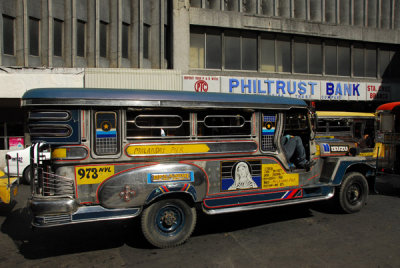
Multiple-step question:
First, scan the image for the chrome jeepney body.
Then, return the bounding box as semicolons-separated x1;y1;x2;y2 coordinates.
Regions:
22;88;375;248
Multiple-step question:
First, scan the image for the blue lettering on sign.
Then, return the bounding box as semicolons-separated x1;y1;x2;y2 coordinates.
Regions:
322;143;330;153
326;83;334;96
325;82;361;97
227;78;318;98
353;84;360;96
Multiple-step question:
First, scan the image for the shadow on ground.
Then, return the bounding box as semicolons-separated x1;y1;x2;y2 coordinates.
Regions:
1;202;315;259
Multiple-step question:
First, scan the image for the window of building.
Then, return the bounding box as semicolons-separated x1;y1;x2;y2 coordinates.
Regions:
365;45;377;77
294;37;307;73
353;44;364;77
379;48;394;78
225;33;241;70
3;15;14;55
190;0;202;8
338;42;350;76
309;39;322;74
205;0;221;10
53;19;63;57
325;41;337;75
276;35;291;72
242;33;257;70
189;27;397;79
190;30;205;68
143;23;150;59
100;21;108;58
261;34;275;72
122;22;129;59
77;20;86;57
206;31;221;69
29;17;40;56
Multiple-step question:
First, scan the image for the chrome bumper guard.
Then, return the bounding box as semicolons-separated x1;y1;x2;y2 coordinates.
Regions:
32;205;141;227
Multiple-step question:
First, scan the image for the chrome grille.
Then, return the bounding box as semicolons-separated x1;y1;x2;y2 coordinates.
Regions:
36;169;75;196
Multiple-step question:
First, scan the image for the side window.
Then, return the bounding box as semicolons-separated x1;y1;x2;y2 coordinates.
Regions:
95;111;119;155
353;122;363;139
285;112;308;131
197;110;252;138
126;110;190;139
261;113;277;152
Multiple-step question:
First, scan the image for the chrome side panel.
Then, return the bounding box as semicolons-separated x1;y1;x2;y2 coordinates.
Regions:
32;205;141;227
97;163;207;208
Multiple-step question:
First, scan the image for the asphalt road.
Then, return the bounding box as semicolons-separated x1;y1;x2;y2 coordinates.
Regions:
1;175;400;268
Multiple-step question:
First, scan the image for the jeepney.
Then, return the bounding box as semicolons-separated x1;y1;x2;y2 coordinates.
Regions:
316;111;375;154
375;102;400;174
22;88;375;248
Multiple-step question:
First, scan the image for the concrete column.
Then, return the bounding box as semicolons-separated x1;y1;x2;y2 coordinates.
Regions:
394;0;400;29
367;0;377;28
380;0;391;29
151;0;161;69
65;0;72;66
277;0;290;18
15;0;25;66
325;0;336;23
353;0;364;26
172;0;189;72
294;0;306;19
22;0;28;66
47;0;52;66
260;0;275;16
131;0;140;68
339;0;350;25
109;0;119;67
87;0;96;67
310;0;322;22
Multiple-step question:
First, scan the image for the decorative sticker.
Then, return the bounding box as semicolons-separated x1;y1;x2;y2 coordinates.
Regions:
75;165;115;185
330;145;349;153
147;172;194;183
221;161;261;191
126;144;210;156
262;115;276;136
261;164;299;189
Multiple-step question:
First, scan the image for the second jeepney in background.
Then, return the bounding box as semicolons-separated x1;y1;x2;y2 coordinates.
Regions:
375;102;400;175
22;88;375;248
316;111;376;155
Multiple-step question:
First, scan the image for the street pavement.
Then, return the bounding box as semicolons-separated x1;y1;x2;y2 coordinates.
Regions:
1;175;400;267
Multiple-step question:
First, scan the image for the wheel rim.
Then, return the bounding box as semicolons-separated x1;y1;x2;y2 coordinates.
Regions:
155;205;185;235
346;181;363;205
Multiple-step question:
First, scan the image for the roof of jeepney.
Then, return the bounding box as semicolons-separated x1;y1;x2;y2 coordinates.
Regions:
316;111;375;118
376;102;400;112
22;88;307;109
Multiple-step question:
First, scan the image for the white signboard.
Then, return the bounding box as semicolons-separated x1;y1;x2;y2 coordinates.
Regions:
182;75;397;102
182;75;220;93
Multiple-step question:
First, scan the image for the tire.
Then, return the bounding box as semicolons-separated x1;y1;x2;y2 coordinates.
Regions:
22;166;32;185
336;172;369;214
141;198;197;248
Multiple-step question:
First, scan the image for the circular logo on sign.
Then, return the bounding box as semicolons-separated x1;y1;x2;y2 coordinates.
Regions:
101;121;111;131
194;80;209;92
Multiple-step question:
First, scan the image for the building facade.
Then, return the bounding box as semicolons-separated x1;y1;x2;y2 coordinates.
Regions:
0;0;399;155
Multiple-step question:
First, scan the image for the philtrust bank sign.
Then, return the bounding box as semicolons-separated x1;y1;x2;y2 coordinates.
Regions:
182;75;394;101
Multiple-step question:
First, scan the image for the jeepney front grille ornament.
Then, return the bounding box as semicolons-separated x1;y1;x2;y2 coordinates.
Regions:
119;185;135;202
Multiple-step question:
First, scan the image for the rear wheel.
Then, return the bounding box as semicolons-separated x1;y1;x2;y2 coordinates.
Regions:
336;172;368;213
141;198;196;248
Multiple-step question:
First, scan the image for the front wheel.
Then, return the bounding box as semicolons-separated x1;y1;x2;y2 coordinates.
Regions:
22;166;32;185
336;172;369;213
141;198;197;248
